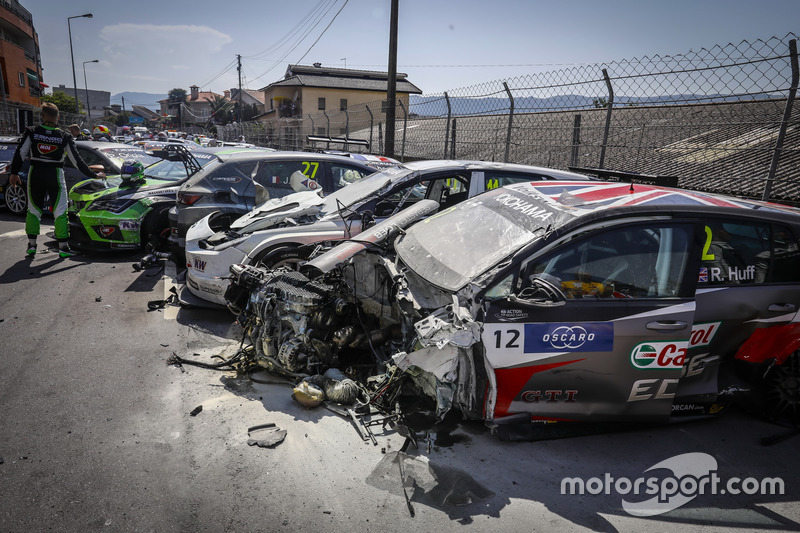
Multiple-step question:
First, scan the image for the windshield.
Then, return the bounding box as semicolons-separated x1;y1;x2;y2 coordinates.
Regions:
322;165;411;211
100;147;161;169
142;155;214;181
395;187;559;291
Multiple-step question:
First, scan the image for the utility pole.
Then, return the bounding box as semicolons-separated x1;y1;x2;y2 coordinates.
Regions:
237;54;242;128
385;0;398;158
121;95;126;114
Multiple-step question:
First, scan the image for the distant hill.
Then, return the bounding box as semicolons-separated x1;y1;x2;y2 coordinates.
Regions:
110;92;167;112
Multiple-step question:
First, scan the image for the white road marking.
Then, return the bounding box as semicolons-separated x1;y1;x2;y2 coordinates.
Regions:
163;260;180;320
0;229;28;239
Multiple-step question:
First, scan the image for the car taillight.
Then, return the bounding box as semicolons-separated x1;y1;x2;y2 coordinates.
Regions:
178;193;203;205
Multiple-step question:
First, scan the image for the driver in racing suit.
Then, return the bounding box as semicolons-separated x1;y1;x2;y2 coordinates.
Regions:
9;102;105;258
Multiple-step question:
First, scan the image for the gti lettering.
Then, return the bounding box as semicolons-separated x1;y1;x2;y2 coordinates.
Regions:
521;389;577;403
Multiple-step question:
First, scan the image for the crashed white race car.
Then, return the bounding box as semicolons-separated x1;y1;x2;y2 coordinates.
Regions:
184;160;593;304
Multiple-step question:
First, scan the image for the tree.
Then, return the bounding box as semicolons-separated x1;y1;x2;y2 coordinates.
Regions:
41;92;82;114
205;94;234;126
114;112;130;127
593;97;609;109
168;88;187;103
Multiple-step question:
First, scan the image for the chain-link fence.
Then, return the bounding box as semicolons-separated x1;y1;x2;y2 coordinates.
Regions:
219;33;799;205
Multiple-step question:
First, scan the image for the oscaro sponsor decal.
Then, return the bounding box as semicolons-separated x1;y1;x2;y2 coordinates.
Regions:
524;323;614;353
212;176;242;183
630;341;687;369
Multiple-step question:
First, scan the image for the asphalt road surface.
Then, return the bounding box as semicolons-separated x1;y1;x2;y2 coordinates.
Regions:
1;212;799;533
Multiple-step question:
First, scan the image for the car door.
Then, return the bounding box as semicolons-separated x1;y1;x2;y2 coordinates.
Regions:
479;219;702;423
679;218;800;399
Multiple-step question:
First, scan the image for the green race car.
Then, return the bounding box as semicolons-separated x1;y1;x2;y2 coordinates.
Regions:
67;146;238;251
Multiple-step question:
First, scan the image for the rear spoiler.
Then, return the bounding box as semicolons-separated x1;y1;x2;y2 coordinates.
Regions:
305;135;370;151
150;144;203;176
569;166;679;188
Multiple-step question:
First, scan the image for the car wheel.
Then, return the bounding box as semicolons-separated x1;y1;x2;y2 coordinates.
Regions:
4;182;27;216
142;206;172;252
252;246;309;270
763;350;800;427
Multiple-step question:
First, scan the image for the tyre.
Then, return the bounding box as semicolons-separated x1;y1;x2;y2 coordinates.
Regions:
4;182;27;216
141;205;172;251
763;350;800;427
252;246;309;270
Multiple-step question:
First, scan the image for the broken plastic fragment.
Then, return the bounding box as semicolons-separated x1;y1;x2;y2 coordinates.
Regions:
247;423;287;448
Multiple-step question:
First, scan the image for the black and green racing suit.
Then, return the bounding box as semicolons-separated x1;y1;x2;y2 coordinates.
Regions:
9;123;99;243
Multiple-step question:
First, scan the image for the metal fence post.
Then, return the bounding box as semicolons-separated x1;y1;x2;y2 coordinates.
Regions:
503;82;514;162
366;104;374;152
324;111;330;136
378;121;383;154
399;99;407;162
450;118;457;159
763;39;798;201
571;114;582;167
344;108;350;150
598;68;615;169
443;91;451;159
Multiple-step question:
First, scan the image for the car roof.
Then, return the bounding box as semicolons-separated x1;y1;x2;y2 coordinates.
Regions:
510;180;800;225
399;159;593;180
217;150;377;169
75;140;140;150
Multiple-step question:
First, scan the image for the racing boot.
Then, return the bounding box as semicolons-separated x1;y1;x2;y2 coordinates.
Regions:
58;243;78;258
26;238;36;256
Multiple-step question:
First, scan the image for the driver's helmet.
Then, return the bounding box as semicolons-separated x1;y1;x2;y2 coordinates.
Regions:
120;159;145;182
93;125;110;137
82;128;90;136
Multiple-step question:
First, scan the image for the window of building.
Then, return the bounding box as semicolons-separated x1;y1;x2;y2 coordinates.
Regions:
318;98;326;110
317;127;326;135
340;99;347;111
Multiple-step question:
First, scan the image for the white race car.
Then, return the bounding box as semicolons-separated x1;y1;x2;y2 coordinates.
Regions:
184;160;593;305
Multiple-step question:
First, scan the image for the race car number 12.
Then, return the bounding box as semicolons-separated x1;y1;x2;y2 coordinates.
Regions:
494;329;521;349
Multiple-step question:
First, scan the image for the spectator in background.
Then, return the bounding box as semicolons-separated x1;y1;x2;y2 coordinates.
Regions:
69;124;89;140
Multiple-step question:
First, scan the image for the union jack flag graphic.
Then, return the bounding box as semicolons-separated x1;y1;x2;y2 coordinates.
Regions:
698;267;708;283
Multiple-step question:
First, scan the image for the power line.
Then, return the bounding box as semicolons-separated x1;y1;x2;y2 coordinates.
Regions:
249;0;348;84
294;0;349;65
245;0;333;60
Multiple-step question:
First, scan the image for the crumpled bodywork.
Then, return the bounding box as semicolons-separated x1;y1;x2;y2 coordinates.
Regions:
225;200;490;420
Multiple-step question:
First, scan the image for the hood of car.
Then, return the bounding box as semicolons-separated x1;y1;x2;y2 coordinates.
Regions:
229;190;326;233
69;176;180;203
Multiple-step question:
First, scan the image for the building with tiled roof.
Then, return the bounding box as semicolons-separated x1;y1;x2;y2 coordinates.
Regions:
258;63;422;134
159;85;225;126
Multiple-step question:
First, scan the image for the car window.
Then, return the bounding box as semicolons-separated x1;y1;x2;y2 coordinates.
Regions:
330;163;370;190
485;172;542;190
380;176;467;214
253;160;322;199
0;142;17;163
770;225;800;283
76;147;105;168
523;224;692;299
700;220;771;285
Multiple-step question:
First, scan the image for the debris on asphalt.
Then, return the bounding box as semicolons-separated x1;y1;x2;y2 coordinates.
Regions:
292;381;324;408
247;423;287;448
189;405;203;416
95;297;102;302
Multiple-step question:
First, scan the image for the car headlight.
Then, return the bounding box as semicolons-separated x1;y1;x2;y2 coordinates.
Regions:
85;198;137;213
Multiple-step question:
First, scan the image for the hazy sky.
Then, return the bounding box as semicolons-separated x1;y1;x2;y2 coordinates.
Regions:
26;0;800;107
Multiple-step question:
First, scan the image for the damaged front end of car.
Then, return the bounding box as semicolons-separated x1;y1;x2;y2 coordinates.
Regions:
224;199;488;421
